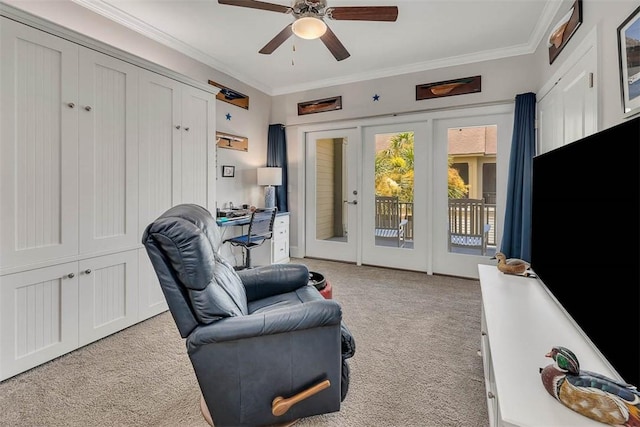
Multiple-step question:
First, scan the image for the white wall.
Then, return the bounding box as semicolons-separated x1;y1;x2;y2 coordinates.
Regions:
271;0;639;258
272;55;538;256
532;0;639;130
2;0;274;212
5;0;635;256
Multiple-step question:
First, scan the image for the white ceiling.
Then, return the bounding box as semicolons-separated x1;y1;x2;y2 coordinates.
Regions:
71;0;564;96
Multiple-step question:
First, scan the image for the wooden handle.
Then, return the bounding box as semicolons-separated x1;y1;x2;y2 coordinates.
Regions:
271;379;331;417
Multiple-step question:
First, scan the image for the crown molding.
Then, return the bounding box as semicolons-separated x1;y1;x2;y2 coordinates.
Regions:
69;0;271;94
0;2;220;94
68;0;562;97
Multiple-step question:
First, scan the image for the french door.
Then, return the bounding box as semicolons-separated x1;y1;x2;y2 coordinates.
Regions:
361;122;429;271
304;122;429;271
303;105;513;278
431;108;513;278
304;128;359;262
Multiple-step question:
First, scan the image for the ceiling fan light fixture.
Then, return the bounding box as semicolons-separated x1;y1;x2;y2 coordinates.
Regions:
292;16;327;40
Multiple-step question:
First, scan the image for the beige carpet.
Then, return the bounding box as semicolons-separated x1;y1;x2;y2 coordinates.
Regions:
0;258;488;427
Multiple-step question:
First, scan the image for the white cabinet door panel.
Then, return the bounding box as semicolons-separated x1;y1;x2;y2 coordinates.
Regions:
0;18;79;269
78;251;139;346
138;71;182;320
78;49;139;254
138;248;168;319
138;70;182;229
180;85;214;209
0;262;79;381
537;40;597;155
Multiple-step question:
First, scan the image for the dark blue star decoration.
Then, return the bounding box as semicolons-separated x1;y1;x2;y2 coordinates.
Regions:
373;94;380;101
225;113;232;120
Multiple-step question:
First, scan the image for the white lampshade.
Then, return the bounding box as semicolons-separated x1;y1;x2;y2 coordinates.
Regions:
257;167;282;186
292;16;327;40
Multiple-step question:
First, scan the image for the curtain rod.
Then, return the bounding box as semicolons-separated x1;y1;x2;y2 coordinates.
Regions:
280;98;514;128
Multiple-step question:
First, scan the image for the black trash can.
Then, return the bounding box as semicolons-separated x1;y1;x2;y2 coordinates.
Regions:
308;271;326;291
308;271;332;298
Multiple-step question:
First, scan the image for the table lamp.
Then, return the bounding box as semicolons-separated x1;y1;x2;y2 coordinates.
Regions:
257;167;282;209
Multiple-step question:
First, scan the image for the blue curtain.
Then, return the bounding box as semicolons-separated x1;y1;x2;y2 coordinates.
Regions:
500;92;536;261
267;124;288;212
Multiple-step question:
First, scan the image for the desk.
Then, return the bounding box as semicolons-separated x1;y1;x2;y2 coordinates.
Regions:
216;212;290;267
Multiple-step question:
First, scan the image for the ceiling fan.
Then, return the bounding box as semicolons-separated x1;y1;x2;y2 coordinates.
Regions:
218;0;399;61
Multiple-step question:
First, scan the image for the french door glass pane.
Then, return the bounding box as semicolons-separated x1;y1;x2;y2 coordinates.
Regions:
373;132;413;249
315;137;347;243
446;125;497;256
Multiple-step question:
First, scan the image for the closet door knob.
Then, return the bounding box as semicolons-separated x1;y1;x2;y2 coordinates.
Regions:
67;273;75;279
184;127;190;131
84;105;92;111
67;102;75;108
84;269;92;274
175;125;181;130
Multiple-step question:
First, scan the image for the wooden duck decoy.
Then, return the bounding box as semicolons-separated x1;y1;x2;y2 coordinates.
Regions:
492;252;536;277
540;346;640;426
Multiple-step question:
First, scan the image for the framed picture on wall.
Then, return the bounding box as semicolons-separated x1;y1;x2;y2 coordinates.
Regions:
617;5;640;117
547;0;582;65
222;165;235;178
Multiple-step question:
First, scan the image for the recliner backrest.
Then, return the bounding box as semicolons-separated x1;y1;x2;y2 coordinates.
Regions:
142;204;249;337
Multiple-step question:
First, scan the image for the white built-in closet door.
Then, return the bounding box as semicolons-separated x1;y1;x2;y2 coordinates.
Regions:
138;70;182;227
137;70;182;319
0;18;79;268
180;85;214;210
537;31;597;155
0;262;79;381
78;250;139;346
78;48;139;254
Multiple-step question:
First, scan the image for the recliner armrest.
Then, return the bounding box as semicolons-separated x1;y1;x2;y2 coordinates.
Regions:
186;299;341;352
237;264;310;302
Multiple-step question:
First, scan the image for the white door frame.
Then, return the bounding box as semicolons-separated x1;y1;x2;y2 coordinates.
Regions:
295;104;513;277
431;104;514;278
361;121;430;272
304;127;360;263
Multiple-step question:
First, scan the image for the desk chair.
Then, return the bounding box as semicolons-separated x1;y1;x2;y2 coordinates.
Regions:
224;207;277;269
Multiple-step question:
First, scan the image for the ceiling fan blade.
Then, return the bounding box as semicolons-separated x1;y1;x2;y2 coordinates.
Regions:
218;0;291;14
320;25;350;61
259;24;293;54
327;6;398;22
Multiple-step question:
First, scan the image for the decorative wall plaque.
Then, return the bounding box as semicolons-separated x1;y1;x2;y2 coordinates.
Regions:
298;96;342;116
208;80;249;110
216;132;248;152
416;76;481;100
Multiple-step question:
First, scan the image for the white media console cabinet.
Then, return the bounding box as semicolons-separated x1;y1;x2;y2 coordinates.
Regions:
478;264;622;427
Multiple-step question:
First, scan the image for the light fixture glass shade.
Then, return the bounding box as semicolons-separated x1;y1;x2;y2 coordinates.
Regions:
257;167;282;186
292;17;327;40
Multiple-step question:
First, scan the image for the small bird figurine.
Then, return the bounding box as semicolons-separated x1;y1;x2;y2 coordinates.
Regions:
492;252;536;277
540;346;640;426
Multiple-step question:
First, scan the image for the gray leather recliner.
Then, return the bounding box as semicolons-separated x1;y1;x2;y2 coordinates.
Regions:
141;204;352;426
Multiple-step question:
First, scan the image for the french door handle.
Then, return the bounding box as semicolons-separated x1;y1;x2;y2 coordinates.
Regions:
343;200;358;205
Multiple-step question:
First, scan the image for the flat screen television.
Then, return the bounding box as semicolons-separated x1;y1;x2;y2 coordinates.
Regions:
531;116;640;388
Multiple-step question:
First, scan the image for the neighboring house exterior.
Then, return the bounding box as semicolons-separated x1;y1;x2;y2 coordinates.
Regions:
448;126;497;202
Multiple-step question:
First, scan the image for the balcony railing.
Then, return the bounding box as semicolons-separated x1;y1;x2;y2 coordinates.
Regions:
376;199;497;248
